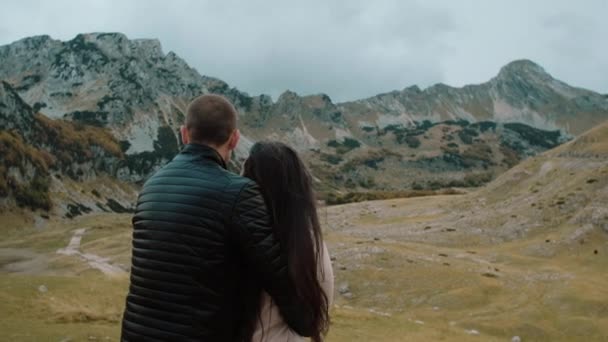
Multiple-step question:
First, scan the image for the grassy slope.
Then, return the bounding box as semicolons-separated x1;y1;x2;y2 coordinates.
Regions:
0;214;131;341
1;203;607;341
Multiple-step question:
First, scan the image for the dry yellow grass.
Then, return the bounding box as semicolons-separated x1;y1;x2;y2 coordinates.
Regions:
552;119;608;156
0;121;607;341
2;204;606;341
34;113;123;159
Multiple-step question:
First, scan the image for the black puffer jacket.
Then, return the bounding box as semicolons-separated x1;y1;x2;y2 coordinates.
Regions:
121;144;312;341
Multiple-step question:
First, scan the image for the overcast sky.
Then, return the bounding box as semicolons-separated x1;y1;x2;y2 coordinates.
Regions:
0;0;606;102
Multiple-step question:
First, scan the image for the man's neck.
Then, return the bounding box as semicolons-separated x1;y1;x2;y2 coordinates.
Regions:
214;146;231;164
194;142;230;163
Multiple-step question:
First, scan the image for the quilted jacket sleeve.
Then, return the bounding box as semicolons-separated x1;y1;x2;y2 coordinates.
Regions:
231;180;314;337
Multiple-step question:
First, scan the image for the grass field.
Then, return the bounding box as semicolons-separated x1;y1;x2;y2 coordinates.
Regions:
1;196;607;342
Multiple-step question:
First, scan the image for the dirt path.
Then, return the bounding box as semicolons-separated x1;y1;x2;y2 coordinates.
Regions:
57;228;126;276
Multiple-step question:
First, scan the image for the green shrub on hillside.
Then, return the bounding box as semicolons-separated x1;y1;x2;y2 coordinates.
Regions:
68;110;109;126
462;172;494;187
0;131;54;172
404;136;421;148
320;153;343;165
416;120;435;131
358;177;376;189
462;144;493;164
327;138;361;154
458;128;479;145
380;124;426;146
411;172;495;190
504;123;563;148
14;175;51;211
500;145;520;167
361;126;375;133
470;121;497;132
154;126;179;159
325;189;461;205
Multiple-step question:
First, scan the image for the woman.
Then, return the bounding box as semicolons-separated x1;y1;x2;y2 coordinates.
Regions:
242;141;334;342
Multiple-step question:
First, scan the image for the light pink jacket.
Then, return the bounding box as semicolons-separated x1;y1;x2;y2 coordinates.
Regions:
252;242;334;342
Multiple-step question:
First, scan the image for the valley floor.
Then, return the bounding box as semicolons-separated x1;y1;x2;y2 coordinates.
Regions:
1;194;607;341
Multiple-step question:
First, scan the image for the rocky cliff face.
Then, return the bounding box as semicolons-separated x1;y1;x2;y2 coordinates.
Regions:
0;33;260;180
1;32;606;210
0;81;135;216
0;81;36;138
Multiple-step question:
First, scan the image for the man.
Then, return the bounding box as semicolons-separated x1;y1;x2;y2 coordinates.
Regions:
121;94;313;341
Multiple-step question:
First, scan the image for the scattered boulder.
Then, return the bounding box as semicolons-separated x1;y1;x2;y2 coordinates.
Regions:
106;198;133;213
65;202;92;219
338;283;350;294
368;246;386;254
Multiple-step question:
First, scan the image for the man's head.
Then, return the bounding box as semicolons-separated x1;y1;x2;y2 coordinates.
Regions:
181;94;240;162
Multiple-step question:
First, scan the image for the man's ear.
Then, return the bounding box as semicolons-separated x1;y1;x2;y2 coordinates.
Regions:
180;125;190;145
227;129;240;151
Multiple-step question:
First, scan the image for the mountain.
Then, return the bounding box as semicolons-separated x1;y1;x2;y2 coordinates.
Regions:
324;122;608;246
1;32;607;215
0;81;136;216
318;120;608;341
337;60;608;136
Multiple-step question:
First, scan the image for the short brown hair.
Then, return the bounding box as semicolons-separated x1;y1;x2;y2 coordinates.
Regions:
185;94;237;146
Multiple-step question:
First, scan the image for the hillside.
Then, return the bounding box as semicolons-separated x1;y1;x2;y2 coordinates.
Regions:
1;32;607;213
0;81;136;218
0;120;606;341
323;119;608;340
330;120;608;245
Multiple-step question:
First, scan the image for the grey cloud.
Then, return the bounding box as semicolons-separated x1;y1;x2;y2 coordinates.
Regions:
0;0;606;101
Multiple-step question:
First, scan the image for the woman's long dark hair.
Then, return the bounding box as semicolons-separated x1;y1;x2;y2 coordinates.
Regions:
242;141;329;342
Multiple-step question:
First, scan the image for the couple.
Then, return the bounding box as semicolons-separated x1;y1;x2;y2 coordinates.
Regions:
121;94;334;341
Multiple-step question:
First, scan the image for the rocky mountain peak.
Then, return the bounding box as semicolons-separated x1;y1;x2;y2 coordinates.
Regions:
4;34;56;51
274;91;336;109
402;85;422;93
277;90;300;103
496;59;551;81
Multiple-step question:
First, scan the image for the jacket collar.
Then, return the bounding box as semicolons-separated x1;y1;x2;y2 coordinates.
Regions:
181;143;228;169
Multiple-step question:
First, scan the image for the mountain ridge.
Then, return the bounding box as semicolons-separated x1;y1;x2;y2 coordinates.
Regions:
1;32;607;216
2;33;606;137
